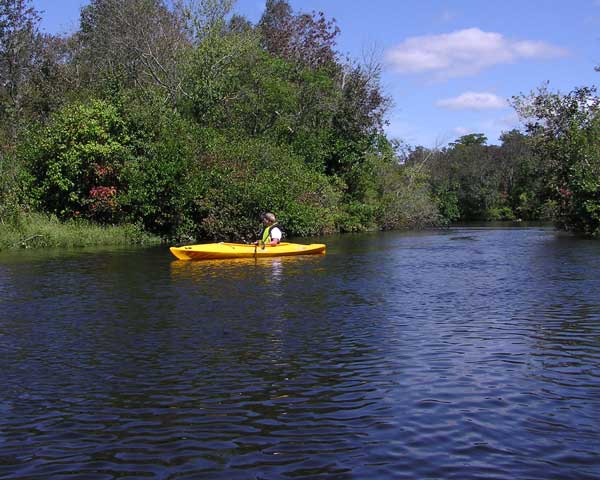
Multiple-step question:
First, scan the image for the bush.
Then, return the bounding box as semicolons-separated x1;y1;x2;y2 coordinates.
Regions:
118;97;206;241
0;149;30;225
486;206;516;221
433;185;460;224
377;163;441;230
335;200;377;232
514;86;600;236
22;99;132;222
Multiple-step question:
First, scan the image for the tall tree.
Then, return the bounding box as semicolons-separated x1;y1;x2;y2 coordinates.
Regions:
258;0;339;70
513;85;600;235
76;0;190;104
496;129;544;219
175;0;235;43
0;0;41;141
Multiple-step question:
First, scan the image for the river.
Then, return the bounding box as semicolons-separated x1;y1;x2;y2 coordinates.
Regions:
1;225;599;479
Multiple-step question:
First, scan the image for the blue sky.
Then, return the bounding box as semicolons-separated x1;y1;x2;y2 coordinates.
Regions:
32;0;600;147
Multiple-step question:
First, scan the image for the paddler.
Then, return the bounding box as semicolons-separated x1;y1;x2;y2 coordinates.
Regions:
254;212;282;247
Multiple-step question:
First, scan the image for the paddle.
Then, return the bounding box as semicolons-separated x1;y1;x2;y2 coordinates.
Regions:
253;240;266;260
253;239;264;257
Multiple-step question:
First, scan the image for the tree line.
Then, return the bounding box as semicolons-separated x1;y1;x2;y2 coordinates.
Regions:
1;0;599;245
410;82;600;238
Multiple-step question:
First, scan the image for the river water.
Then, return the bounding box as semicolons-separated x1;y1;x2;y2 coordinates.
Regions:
1;226;599;479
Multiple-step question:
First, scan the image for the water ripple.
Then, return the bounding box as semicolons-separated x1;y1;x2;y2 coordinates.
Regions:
1;229;600;479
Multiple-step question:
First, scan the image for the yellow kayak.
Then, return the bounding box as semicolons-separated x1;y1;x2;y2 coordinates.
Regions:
170;242;326;261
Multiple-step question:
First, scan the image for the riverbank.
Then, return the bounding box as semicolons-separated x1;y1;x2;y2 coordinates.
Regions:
0;213;161;251
0;214;559;252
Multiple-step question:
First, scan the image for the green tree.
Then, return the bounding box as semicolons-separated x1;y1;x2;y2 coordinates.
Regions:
176;0;235;44
424;133;519;221
118;98;204;239
374;138;440;230
0;0;41;140
191;135;340;240
181;29;263;127
3;0;449;243
23;99;132;222
76;0;190;104
513;85;600;236
496;129;544;220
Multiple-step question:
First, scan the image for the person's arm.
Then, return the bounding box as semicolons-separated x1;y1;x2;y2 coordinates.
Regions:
269;227;282;246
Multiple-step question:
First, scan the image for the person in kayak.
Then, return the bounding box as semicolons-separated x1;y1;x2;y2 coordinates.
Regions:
254;212;282;247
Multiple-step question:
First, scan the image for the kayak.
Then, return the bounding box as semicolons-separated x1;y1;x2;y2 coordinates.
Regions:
170;242;326;261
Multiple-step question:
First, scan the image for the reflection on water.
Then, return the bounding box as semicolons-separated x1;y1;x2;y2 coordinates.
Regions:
169;254;315;282
1;227;600;479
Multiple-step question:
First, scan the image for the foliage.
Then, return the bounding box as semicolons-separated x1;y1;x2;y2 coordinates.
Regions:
24;33;73;122
432;184;460;224
76;0;191;104
496;129;545;220
181;29;263;127
333;138;440;232
176;0;235;43
513;85;600;236
5;0;600;252
118;95;205;240
373;139;440;230
193;135;340;241
335;200;377;233
258;0;339;70
419;131;545;223
0;0;41;140
0;148;29;225
22;99;132;222
2;0;448;250
421;134;498;221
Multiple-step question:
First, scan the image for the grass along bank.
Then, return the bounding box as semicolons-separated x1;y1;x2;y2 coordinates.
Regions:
0;213;161;251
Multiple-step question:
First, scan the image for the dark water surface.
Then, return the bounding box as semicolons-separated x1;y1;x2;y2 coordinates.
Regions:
1;226;600;479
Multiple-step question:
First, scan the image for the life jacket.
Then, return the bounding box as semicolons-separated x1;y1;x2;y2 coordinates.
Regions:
261;222;281;244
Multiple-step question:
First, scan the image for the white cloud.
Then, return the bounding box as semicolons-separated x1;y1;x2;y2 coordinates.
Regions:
436;92;508;110
385;28;568;78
